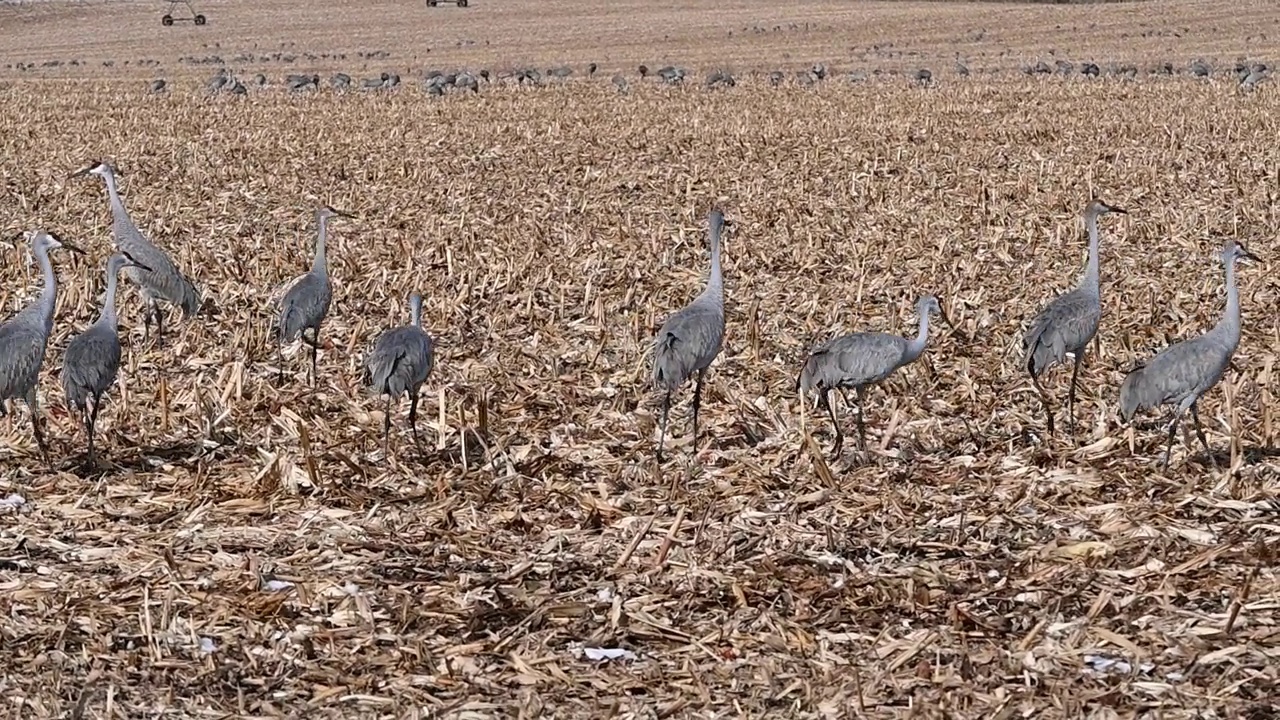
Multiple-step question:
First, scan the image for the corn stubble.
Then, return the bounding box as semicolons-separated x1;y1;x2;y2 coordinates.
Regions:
0;77;1278;716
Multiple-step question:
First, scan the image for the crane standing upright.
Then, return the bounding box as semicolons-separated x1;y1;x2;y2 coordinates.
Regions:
0;231;85;460
651;209;728;462
72;161;202;345
1022;199;1127;436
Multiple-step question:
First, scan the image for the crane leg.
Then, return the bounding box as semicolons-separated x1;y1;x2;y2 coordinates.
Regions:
24;390;48;463
277;340;286;386
1066;353;1084;434
656;390;671;463
409;392;421;443
1162;408;1186;471
691;369;707;453
853;387;869;451
87;393;103;464
821;388;843;455
154;302;165;346
383;395;392;457
306;325;321;386
1030;374;1055;437
1189;402;1218;469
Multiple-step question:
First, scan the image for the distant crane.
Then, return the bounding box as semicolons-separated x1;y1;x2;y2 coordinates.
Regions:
71;161;202;345
797;294;950;454
365;292;435;455
1022;199;1127;436
1120;239;1260;470
0;231;85;460
651;209;728;462
276;206;354;386
62;252;152;464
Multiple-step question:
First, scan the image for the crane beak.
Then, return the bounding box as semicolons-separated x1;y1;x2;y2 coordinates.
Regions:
1107;204;1129;214
60;241;87;255
69;166;93;179
332;208;357;219
1241;249;1262;263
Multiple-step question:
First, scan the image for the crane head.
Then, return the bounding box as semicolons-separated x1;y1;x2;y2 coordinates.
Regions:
1224;238;1261;265
1085;198;1127;217
319;205;356;221
69;161;118;180
918;294;951;325
34;230;86;256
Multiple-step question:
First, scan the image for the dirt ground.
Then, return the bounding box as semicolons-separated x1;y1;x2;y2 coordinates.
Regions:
1;1;1279;718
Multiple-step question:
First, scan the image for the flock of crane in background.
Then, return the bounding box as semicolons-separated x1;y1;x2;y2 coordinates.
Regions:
144;56;1275;96
0;159;1261;471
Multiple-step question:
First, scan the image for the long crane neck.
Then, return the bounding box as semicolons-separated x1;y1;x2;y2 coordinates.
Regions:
1216;253;1241;348
703;219;723;304
36;243;57;334
312;215;329;275
101;261;122;330
903;309;931;365
101;168;128;218
410;296;423;327
1080;211;1101;291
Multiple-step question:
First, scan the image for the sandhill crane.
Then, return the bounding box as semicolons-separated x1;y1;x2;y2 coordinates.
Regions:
71;161;201;345
611;74;628;93
150;78;167;93
797;294;950;455
1022;199;1127;436
276;206;354;386
331;73;352;90
1189;59;1211;78
1120;239;1260;469
365;292;435;455
62;252;151;464
587;62;598;78
0;231;84;460
651;209;728;462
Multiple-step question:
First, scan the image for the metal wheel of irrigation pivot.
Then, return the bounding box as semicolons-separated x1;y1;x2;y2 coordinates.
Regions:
161;0;206;26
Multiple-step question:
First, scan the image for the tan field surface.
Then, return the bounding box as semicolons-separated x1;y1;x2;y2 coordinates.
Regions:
1;0;1279;718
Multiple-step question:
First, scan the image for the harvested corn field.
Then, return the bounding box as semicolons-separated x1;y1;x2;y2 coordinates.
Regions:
2;1;1280;718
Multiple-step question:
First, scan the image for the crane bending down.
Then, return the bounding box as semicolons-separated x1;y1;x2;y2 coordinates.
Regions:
365;292;435;456
1022;199;1127;436
651;208;728;462
62;252;152;464
276;206;354;386
1119;239;1259;470
71;161;201;345
797;294;949;455
0;231;85;460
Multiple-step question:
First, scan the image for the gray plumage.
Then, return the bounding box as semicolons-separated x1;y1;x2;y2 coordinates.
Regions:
150;78;167;93
1022;199;1127;435
797;295;946;454
365;292;435;455
276;206;353;386
651;209;727;461
0;231;84;460
72;161;201;345
1119;239;1259;470
62;252;150;463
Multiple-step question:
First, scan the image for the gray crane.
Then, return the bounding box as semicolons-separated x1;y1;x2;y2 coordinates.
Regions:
1119;239;1260;470
365;292;435;455
0;231;85;460
651;209;727;461
797;294;949;455
71;161;202;345
276;206;354;386
62;252;151;464
1022;199;1127;435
